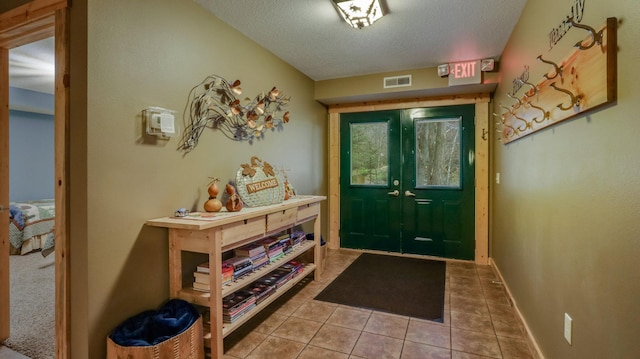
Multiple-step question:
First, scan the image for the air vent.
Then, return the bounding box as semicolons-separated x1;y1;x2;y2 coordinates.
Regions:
383;75;412;89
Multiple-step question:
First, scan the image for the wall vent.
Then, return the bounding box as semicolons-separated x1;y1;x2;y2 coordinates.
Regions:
383;75;412;89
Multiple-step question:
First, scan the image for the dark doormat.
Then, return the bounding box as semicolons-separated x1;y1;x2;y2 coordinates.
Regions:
315;253;446;322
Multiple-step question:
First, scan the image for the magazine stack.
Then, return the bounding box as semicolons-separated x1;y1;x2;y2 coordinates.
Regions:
222;290;256;324
247;281;276;304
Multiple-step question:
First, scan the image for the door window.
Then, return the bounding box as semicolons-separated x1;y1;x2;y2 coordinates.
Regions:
350;122;388;186
414;117;461;189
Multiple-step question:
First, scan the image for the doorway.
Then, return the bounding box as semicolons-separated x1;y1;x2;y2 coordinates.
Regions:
339;105;476;260
0;1;69;358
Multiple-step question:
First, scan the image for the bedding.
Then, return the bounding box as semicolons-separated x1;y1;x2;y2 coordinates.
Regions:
8;199;55;256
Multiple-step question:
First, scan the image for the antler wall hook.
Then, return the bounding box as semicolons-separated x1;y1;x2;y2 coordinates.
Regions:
568;17;603;50
550;82;581;111
537;55;563;80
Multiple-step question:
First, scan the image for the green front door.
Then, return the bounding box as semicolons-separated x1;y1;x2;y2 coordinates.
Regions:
339;110;402;252
340;105;475;260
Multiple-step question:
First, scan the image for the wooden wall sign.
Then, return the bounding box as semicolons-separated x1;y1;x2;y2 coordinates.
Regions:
498;17;617;144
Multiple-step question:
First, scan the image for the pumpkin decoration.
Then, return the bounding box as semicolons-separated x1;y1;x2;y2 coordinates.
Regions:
225;183;243;212
235;156;285;207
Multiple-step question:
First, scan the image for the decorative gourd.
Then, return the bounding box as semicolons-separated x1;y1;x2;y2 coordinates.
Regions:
207;177;220;197
204;198;222;212
225;184;243;212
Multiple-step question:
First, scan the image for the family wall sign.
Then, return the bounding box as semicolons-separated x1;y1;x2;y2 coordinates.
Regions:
497;0;617;144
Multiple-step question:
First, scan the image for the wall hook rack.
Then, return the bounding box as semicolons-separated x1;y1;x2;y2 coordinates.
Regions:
500;18;617;144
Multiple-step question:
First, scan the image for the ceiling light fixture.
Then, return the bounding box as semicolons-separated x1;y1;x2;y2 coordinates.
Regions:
332;0;385;29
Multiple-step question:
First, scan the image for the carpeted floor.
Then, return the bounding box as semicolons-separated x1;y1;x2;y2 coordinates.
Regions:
314;253;446;321
4;252;55;359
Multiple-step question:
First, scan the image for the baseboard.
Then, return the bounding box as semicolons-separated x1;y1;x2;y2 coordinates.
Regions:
490;258;545;359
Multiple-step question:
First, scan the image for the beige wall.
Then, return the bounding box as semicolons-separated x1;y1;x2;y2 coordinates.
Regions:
67;0;327;356
315;67;499;104
492;0;640;358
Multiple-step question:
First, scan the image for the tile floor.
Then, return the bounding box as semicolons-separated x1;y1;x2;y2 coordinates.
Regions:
222;249;536;359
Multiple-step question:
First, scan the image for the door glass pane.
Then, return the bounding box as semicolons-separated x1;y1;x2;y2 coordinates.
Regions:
415;117;461;188
350;122;388;185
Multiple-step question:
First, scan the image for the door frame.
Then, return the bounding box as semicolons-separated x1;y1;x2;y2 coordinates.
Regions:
327;94;490;264
0;1;70;358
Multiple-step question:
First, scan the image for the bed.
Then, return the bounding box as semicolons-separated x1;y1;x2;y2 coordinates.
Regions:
8;199;55;257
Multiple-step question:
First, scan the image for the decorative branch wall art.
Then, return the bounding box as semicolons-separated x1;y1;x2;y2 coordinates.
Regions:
178;75;291;152
497;17;617;144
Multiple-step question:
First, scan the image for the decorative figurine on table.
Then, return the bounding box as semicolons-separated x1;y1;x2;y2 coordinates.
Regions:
225;183;243;212
204;177;223;212
174;208;189;217
281;167;296;200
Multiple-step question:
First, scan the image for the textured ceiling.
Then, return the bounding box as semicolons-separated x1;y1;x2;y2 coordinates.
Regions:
196;0;528;81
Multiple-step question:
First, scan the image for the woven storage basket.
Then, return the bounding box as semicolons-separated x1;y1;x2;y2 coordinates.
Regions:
235;156;285;207
106;316;204;359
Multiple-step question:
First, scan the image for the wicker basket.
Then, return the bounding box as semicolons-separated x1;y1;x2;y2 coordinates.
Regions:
236;156;285;207
106;316;204;359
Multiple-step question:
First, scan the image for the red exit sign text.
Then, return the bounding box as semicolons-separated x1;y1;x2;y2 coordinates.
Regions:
448;60;481;86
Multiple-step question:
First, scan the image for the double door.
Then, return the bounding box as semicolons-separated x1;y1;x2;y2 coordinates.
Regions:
339;105;475;260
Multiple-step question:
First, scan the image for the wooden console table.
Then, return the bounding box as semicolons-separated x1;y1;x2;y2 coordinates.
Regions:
146;195;325;358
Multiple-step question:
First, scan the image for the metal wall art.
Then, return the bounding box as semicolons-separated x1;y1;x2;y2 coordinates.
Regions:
179;75;291;152
496;17;617;144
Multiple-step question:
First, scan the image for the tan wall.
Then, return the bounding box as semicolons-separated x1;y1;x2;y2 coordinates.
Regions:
492;0;640;358
315;67;499;104
67;0;327;356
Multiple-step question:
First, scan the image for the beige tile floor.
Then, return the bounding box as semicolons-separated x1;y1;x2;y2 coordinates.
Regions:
222;249;536;359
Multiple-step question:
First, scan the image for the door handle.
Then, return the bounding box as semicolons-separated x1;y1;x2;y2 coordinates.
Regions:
387;190;399;197
405;190;416;197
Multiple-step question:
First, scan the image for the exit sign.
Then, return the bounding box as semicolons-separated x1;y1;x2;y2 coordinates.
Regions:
448;60;482;86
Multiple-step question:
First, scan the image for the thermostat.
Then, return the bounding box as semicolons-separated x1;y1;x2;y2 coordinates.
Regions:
145;107;177;138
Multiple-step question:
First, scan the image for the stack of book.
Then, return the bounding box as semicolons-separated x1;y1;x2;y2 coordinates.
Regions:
222;290;256;323
223;256;253;279
193;262;211;292
221;263;234;285
276;233;293;255
193;261;236;292
234;243;269;271
257;237;285;263
290;231;307;249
